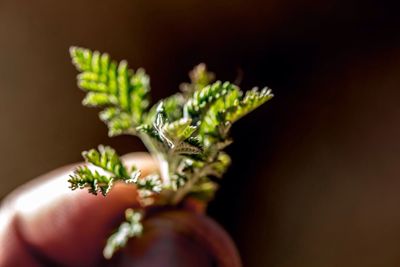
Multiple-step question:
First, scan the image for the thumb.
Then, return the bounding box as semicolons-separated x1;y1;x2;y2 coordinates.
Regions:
0;152;156;267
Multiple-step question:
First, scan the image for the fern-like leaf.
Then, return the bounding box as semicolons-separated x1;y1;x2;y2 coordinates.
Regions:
183;81;238;118
82;145;130;179
68;146;145;196
68;166;114;196
70;47;150;136
103;209;143;259
227;87;273;122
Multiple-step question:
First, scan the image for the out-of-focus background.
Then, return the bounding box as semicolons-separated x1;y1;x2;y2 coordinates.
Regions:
1;1;400;266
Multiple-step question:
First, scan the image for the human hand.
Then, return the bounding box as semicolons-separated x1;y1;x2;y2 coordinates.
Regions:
0;153;241;267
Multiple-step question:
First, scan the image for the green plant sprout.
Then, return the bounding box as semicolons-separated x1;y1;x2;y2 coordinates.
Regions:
68;47;273;259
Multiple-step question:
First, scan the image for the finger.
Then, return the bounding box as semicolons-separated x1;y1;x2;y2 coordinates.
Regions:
111;211;241;267
113;211;215;267
149;211;242;267
0;152;156;267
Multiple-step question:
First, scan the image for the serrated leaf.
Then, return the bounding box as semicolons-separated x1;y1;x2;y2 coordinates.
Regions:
107;113;135;136
103;209;143;259
82;145;129;179
68;166;113;196
227;87;273;122
175;141;202;155
146;94;184;124
82;92;117;106
99;107;119;122
164;118;196;141
70;47;151;136
184;81;238;119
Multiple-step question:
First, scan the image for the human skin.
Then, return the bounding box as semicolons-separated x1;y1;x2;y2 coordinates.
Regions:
0;153;241;267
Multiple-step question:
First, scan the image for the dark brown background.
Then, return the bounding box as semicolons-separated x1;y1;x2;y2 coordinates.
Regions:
1;1;400;266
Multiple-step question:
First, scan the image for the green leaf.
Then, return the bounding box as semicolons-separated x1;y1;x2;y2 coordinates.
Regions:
68;166;114;196
183;81;238;119
70;47;151;135
82;145;130;179
82;92;117;106
137;124;164;144
103;209;143;259
68;146;146;196
164;118;197;141
145;94;185;124
135;174;163;199
130;68;151;122
227;87;273;122
100;110;134;136
174;141;202;155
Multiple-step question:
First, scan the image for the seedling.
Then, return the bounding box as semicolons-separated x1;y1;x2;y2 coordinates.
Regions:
68;47;273;258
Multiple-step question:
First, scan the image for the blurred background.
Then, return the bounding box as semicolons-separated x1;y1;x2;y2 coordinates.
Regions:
1;0;400;266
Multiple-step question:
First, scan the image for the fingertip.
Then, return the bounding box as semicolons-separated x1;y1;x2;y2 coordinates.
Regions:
1;152;157;266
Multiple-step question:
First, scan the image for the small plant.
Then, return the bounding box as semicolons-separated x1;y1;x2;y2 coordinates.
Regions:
68;47;273;259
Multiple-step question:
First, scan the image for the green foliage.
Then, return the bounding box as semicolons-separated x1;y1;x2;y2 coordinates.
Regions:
68;145;160;198
68;47;273;258
183;81;238;118
68;166;115;196
83;145;130;179
103;209;143;259
70;47;150;136
227;87;273;122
